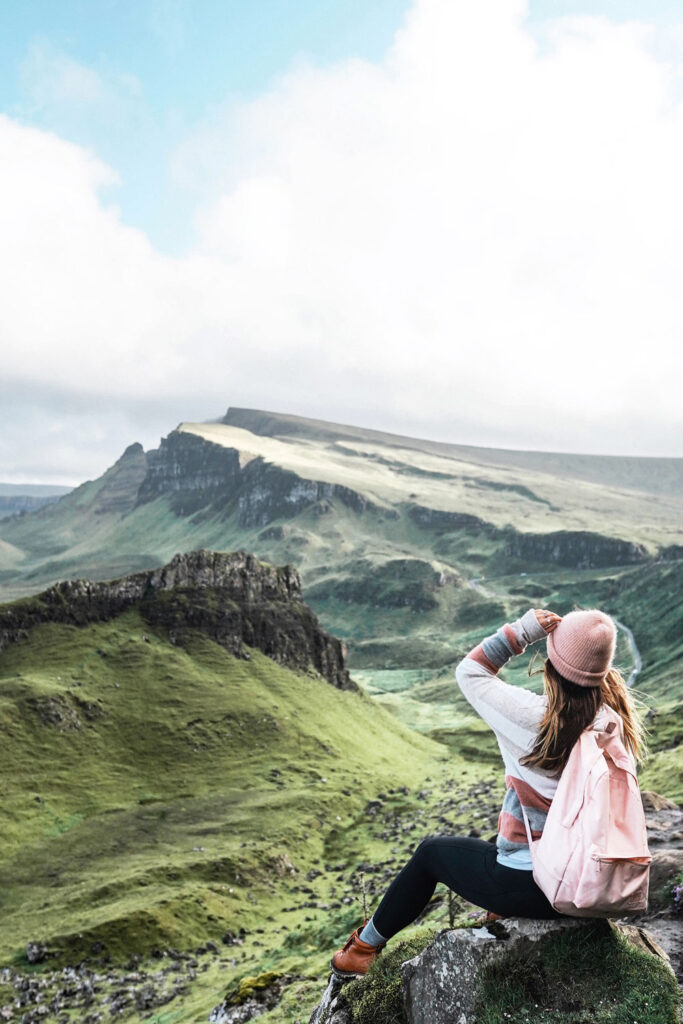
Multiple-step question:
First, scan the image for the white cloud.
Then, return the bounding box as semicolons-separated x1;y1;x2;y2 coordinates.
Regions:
2;0;683;482
19;40;142;116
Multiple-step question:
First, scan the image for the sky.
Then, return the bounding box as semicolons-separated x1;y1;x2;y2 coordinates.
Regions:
1;0;682;484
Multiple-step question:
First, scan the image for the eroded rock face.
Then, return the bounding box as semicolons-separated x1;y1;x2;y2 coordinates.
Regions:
0;550;355;691
134;428;377;526
407;503;651;570
502;529;649;569
136;432;241;515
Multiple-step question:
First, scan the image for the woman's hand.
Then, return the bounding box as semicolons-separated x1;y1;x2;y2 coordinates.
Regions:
534;608;562;634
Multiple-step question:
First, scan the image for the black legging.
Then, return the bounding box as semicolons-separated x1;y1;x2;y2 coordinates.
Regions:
373;835;563;938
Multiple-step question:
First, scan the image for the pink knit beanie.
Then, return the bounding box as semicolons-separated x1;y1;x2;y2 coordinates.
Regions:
546;609;617;687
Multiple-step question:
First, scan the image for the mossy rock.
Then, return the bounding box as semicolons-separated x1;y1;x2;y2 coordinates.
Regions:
224;969;282;1005
341;929;437;1024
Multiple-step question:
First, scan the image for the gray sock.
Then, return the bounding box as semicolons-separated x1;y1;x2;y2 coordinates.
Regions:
358;916;387;947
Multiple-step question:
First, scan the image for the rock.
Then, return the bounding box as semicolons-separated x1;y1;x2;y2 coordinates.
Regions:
649;848;683;891
607;920;674;968
209;998;267;1023
26;943;48;965
400;919;601;1024
643;791;679;812
209;972;286;1024
399;917;682;1024
0;550;355;691
308;973;351;1024
270;854;297;877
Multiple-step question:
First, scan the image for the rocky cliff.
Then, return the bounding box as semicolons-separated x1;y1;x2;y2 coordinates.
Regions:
408;503;651;569
0;549;355;690
131;433;658;569
135;432;241;515
134;428;377;525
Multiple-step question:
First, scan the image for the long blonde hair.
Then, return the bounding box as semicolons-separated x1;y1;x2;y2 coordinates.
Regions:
520;659;646;776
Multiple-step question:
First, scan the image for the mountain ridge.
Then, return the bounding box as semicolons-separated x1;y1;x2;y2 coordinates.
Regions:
1;405;681;707
0;548;353;692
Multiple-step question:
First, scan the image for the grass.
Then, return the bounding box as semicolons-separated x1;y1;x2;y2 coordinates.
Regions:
475;921;681;1024
0;608;449;968
0;409;680;1021
0;588;679;1023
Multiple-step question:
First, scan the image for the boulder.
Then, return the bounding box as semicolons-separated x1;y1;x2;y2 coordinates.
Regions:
399;918;676;1024
401;919;586;1024
649;848;683;892
642;791;679;812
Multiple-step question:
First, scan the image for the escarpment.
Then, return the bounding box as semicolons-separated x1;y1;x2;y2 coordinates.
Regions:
0;549;355;690
134;429;378;524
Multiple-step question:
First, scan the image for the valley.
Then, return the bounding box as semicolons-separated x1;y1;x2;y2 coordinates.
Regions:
0;408;680;1022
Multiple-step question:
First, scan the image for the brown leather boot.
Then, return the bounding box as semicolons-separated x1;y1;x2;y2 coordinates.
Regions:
330;926;386;977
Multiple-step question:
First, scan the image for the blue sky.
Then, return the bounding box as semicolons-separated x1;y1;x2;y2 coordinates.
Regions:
2;0;680;254
1;0;413;252
1;0;682;481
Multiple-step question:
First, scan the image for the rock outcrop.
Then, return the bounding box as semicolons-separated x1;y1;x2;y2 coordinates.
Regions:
307;915;679;1024
308;972;350;1024
400;918;676;1024
0;549;355;691
407;503;651;570
136;431;241;515
501;528;650;569
134;428;377;525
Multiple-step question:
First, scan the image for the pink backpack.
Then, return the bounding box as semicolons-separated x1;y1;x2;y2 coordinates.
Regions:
521;706;651;916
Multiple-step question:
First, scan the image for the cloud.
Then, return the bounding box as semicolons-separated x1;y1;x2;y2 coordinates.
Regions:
19;40;141;117
2;0;683;482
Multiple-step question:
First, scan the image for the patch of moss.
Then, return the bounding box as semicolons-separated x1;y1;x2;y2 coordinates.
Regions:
223;969;282;1005
475;920;681;1024
342;928;436;1024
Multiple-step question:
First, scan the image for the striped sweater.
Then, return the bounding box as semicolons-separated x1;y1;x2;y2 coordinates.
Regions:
455;609;557;870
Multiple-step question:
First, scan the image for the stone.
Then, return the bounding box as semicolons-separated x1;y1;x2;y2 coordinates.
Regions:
308;973;351;1024
26;943;48;965
642;791;679;812
607;920;674;968
649;848;683;891
400;919;600;1024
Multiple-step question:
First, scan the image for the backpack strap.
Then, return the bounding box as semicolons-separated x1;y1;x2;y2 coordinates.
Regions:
519;801;534;849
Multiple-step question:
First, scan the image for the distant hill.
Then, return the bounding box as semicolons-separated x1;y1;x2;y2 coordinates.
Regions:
0;482;71;521
223;406;683;497
0;407;680;704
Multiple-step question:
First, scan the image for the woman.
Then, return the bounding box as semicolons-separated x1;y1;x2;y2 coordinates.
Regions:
330;606;644;976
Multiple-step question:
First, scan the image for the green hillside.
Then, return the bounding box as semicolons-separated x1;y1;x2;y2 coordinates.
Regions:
0;560;484;1022
0;608;446;963
0;547;680;1022
1;409;681;711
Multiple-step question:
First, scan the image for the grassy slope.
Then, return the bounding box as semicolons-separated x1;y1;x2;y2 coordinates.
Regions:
181;421;682;547
0;580;679;1021
0;609;449;967
224;406;683;499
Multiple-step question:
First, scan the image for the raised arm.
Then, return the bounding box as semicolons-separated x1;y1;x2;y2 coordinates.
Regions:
455;608;561;743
